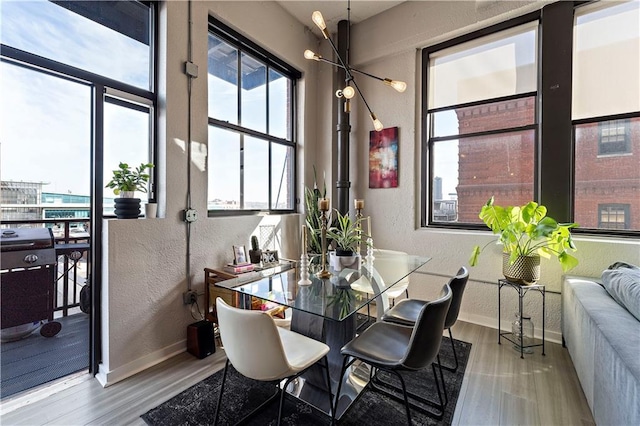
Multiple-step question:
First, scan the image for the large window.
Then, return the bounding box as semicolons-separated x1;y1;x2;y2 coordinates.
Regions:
1;0;156;217
422;1;640;235
424;21;538;224
207;18;299;213
573;1;640;232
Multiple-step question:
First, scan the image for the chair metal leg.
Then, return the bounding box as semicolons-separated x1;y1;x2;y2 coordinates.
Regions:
431;363;445;417
277;377;293;425
439;328;460;373
436;354;448;406
388;369;412;426
370;364;445;420
214;359;231;425
321;356;334;418
219;359;280;426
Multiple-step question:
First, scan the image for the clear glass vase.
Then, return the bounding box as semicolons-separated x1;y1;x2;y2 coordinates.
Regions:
512;312;534;353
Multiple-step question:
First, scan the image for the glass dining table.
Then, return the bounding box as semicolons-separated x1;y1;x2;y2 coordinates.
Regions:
213;249;431;419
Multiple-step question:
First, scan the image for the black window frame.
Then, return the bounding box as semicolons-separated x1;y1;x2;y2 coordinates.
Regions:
0;0;157;375
421;1;640;237
207;16;301;216
421;11;541;231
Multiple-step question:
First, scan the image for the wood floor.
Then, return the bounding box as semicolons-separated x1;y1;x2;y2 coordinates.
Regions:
0;321;594;425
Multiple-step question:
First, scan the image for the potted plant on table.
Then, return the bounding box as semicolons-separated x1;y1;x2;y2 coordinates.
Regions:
469;196;579;284
105;162;154;219
327;209;367;272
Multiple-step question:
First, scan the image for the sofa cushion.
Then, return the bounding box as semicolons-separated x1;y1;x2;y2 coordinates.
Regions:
601;262;640;321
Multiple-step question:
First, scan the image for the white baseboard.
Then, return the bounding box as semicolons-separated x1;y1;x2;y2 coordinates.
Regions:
458;312;562;344
95;339;186;387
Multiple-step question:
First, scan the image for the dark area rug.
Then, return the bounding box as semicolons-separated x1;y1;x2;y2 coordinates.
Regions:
1;314;89;399
142;336;471;426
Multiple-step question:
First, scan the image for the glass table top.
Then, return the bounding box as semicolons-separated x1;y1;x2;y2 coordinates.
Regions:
214;250;431;321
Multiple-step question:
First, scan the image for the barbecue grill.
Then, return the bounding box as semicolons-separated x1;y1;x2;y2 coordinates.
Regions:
1;227;61;338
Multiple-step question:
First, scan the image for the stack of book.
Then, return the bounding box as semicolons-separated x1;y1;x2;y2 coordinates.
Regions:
223;262;256;274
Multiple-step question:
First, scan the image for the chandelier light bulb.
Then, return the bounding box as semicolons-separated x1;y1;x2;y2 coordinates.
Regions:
370;114;384;131
304;49;318;60
312;11;329;39
385;79;407;93
342;85;355;99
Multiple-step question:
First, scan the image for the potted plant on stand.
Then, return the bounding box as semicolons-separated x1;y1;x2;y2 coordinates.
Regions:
326;209;366;272
105;162;154;219
469;196;579;284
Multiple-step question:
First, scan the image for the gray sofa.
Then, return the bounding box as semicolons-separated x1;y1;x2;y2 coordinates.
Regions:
562;275;640;425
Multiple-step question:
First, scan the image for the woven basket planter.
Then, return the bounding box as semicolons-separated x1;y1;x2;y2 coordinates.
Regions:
502;252;540;285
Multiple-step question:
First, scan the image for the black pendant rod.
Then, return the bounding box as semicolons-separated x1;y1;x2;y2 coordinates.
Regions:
336;19;351;215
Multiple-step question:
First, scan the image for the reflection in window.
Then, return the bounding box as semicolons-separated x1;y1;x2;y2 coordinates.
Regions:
574;118;639;232
104;98;152;212
1;0;152;90
573;1;639;233
207;18;298;213
0;61;91;221
271;143;293;210
424;22;538;225
208;127;240;209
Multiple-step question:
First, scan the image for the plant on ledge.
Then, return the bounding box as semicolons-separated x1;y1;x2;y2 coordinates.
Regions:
469;196;579;283
105;162;154;219
106;162;154;197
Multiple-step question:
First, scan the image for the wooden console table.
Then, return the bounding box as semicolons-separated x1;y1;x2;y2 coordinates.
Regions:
203;259;296;323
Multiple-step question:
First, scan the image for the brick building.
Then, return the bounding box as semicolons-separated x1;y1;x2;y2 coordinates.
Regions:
455;99;639;230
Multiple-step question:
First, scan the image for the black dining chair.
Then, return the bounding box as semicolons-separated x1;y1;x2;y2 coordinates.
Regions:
382;266;469;372
332;284;452;425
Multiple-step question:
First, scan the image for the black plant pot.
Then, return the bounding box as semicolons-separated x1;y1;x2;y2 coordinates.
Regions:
249;249;262;264
114;198;141;219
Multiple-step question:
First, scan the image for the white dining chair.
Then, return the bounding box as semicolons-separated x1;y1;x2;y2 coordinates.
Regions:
214;298;332;425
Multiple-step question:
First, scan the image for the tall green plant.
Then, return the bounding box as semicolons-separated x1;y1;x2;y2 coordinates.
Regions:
304;167;326;254
469;197;579;272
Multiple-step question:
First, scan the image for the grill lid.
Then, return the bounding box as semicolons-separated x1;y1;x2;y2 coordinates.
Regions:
0;228;54;252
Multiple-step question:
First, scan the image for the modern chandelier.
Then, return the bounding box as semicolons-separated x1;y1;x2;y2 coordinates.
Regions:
303;1;407;131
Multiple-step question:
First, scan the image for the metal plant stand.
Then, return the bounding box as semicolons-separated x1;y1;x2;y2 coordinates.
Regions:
498;279;545;358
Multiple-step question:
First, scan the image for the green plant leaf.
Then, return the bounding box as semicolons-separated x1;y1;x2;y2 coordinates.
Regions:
470;196;579;271
469;245;481;266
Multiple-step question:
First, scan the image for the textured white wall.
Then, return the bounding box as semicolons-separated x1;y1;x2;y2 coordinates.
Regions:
98;1;318;386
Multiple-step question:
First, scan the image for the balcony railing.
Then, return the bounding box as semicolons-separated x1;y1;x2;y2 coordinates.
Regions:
1;218;90;317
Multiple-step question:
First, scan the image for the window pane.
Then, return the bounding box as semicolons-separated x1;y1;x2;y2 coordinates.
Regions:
244;137;269;209
208;127;240;210
0;62;91;219
433;96;535;137
208;34;238;124
104;99;151;214
1;0;151;90
428;22;537;109
241;53;266;133
269;69;290;139
271;143;293;210
453;130;535;223
574;118;640;231
573;1;640;120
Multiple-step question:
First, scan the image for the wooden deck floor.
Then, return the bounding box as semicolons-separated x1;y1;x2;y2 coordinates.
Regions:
1;314;89;400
